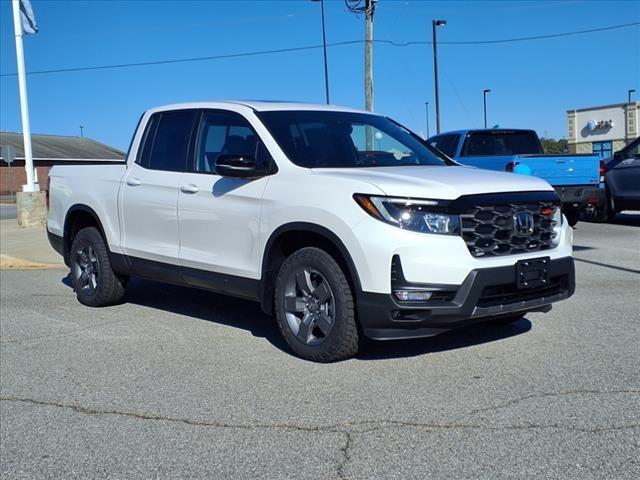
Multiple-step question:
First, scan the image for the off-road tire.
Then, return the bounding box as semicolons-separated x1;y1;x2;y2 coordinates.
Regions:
274;247;359;362
70;227;126;307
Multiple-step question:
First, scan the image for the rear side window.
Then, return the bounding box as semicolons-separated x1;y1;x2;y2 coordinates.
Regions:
461;131;542;156
137;110;197;171
429;134;459;157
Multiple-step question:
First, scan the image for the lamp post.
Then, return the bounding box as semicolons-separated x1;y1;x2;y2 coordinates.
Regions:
432;19;446;134
311;0;330;104
483;89;491;128
425;101;430;139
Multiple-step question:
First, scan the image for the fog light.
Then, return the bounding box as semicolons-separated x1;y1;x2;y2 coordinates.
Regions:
394;290;433;301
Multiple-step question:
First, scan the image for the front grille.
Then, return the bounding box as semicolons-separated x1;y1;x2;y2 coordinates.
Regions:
477;275;569;308
461;201;559;257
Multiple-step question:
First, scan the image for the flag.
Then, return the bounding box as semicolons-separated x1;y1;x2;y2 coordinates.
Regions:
20;0;38;35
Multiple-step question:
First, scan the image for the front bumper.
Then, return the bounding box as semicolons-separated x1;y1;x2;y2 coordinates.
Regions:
357;256;575;340
554;185;604;210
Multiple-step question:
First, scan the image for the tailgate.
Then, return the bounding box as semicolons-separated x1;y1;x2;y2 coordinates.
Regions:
517;154;600;186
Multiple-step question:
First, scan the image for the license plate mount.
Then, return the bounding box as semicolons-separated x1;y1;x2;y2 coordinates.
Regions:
516;257;550;290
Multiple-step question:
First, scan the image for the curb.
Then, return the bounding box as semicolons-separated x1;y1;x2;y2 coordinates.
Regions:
0;254;65;271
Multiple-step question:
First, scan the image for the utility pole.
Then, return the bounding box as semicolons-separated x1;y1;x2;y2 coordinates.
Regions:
425;102;430;139
312;0;330;104
432;19;446;135
346;0;377;149
483;89;491;128
364;0;375;113
345;0;376;112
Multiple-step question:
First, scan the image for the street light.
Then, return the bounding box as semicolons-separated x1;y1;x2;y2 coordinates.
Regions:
629;89;636;103
432;19;446;134
425;101;430;139
312;0;330;104
483;89;491;128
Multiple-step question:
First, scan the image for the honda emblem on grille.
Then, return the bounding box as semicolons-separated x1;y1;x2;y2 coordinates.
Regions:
514;211;534;237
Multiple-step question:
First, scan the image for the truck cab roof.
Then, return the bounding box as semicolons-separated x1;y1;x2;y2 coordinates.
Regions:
147;100;374;115
434;128;537;137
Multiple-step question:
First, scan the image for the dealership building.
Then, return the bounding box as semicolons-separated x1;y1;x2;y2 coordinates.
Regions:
567;101;639;158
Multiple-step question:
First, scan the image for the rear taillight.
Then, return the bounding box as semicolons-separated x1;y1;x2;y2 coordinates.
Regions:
599;161;605;183
45;175;50;210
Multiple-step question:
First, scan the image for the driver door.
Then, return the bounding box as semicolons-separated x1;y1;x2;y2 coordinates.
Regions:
177;110;272;286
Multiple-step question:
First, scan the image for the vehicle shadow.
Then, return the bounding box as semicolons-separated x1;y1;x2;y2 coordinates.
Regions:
62;274;533;361
611;212;640;227
356;318;532;360
61;273;289;353
581;212;640;227
124;277;291;352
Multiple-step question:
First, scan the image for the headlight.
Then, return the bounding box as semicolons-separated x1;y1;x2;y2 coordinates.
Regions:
551;206;562;246
354;194;460;235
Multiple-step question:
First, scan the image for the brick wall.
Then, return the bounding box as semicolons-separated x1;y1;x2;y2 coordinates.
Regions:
0;165;50;195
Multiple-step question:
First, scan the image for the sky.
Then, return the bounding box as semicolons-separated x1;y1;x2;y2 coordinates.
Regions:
1;0;639;150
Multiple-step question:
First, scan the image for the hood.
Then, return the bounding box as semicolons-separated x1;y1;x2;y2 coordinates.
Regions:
311;165;554;199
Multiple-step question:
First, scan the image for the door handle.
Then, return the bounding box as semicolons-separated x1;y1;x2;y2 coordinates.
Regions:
126;177;142;186
180;184;199;194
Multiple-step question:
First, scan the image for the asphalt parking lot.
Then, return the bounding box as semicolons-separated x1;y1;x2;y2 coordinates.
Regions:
1;217;639;479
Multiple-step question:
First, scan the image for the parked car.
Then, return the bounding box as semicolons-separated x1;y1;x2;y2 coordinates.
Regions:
428;129;603;226
591;137;640;221
47;102;575;362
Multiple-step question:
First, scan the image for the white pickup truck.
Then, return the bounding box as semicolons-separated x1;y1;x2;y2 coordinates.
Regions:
47;101;575;362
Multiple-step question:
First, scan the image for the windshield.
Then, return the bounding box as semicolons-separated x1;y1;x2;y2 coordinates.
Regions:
461;131;543;156
256;110;450;168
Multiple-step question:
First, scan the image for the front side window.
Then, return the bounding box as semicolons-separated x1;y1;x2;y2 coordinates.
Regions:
139;110;197;171
195;111;272;173
257;110;450;168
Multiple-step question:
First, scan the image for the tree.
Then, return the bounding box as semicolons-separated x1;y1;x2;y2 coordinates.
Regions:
540;137;568;154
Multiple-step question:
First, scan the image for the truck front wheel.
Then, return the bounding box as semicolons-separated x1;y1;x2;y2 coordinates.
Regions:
274;247;359;362
564;209;580;227
70;227;127;307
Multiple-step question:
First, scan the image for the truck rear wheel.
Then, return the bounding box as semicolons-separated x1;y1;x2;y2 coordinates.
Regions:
274;247;359;362
70;227;127;307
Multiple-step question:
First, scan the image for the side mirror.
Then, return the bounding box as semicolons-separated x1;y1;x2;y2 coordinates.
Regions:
215;154;264;178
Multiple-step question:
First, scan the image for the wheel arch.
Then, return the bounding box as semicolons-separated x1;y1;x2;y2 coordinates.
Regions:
260;222;363;315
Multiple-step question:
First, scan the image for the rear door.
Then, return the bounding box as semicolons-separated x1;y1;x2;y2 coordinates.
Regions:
177;110;271;284
121;110;197;270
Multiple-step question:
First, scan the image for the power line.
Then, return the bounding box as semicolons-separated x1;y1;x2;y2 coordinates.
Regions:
1;21;637;78
384;21;640;45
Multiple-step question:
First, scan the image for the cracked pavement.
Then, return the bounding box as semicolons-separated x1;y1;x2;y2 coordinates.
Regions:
1;220;639;479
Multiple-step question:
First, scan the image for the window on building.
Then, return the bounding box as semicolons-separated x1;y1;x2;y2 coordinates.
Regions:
592;141;613;160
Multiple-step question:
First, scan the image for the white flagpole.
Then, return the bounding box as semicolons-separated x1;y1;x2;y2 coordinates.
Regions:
11;0;38;192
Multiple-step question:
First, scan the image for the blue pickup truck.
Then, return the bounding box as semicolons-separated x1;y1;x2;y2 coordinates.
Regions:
428;129;604;226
